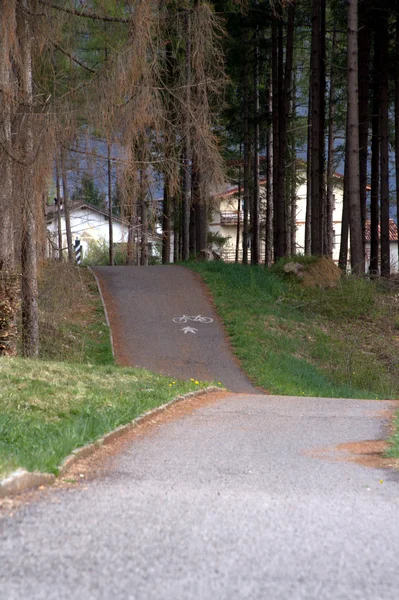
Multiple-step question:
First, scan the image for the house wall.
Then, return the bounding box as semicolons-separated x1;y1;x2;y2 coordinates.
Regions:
295;178;344;262
47;207;127;259
364;242;399;274
209;195;242;261
209;174;345;263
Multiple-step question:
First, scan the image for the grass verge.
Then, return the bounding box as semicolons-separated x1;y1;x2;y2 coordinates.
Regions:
188;260;399;460
0;264;211;478
188;261;399;400
0;358;205;477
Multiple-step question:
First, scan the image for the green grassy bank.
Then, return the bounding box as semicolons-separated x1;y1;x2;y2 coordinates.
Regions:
188;260;399;458
0;359;203;477
189;261;399;400
0;265;208;478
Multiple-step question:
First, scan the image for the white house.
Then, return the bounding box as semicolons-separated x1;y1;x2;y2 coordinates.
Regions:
364;220;399;274
46;202;161;262
209;171;399;273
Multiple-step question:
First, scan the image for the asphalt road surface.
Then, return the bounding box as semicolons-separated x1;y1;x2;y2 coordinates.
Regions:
1;266;399;599
92;266;257;393
1;394;399;599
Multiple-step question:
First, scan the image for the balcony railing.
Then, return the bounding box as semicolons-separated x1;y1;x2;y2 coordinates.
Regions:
220;211;240;225
219;211;266;226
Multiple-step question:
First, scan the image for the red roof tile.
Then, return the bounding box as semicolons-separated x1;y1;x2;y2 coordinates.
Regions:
365;219;398;242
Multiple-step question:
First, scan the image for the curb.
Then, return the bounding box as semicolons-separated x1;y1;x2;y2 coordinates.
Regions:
0;386;226;498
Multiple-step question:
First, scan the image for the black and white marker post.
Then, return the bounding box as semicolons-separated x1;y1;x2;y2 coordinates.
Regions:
74;238;82;265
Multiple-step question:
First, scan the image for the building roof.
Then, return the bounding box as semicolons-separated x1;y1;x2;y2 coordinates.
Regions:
46;201;162;241
365;219;398;242
45;201;127;225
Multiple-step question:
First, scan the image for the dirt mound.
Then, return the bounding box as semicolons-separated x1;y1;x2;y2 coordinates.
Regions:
301;257;341;288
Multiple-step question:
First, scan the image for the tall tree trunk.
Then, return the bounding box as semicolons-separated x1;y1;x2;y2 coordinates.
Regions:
140;170;148;266
182;8;191;261
274;16;287;259
325;26;337;258
251;18;260;265
347;0;364;274
55;154;63;261
243;52;250;265
319;0;326;253
271;16;280;262
126;162;137;266
18;0;38;357
379;10;390;277
60;147;74;262
173;196;180;263
339;140;350;271
358;0;370;249
277;5;296;259
290;75;297;256
107;141;114;266
195;177;207;253
189;201;196;255
0;0;15;270
265;83;273;266
305;88;312;255
310;0;323;255
370;16;380;275
126;208;136;266
236;169;241;263
162;180;171;263
396;14;399;270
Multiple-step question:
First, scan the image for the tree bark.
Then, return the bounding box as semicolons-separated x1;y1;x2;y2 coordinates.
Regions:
396;13;399;269
18;0;39;357
305;87;312;255
347;0;364;274
243;50;250;265
60;147;74;262
140;170;148;266
273;15;286;260
162;180;171;263
265;83;273;266
182;8;191;261
236;168;241;263
319;0;326;253
251;17;260;265
370;16;380;275
55;153;63;261
325;26;337;258
276;4;296;260
0;0;15;270
339;141;350;271
358;0;370;249
107;141;114;266
310;0;322;255
379;10;390;277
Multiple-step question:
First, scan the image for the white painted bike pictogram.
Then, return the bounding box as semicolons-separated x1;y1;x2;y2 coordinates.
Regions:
173;315;213;324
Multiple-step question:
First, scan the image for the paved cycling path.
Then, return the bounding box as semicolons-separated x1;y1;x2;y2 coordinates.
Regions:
93;266;257;393
1;394;399;599
2;265;399;599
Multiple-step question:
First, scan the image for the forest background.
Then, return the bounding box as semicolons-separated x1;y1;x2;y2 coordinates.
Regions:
1;0;399;357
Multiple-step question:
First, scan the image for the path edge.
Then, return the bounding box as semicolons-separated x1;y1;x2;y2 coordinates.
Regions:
88;266;115;359
0;386;226;499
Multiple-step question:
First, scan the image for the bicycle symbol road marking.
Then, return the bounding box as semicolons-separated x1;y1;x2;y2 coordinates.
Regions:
173;315;213;324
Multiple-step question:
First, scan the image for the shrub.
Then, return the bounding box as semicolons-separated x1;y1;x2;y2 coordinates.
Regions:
82;239;127;266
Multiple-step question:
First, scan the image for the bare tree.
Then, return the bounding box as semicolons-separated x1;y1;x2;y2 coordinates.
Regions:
18;0;39;356
0;0;16;271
